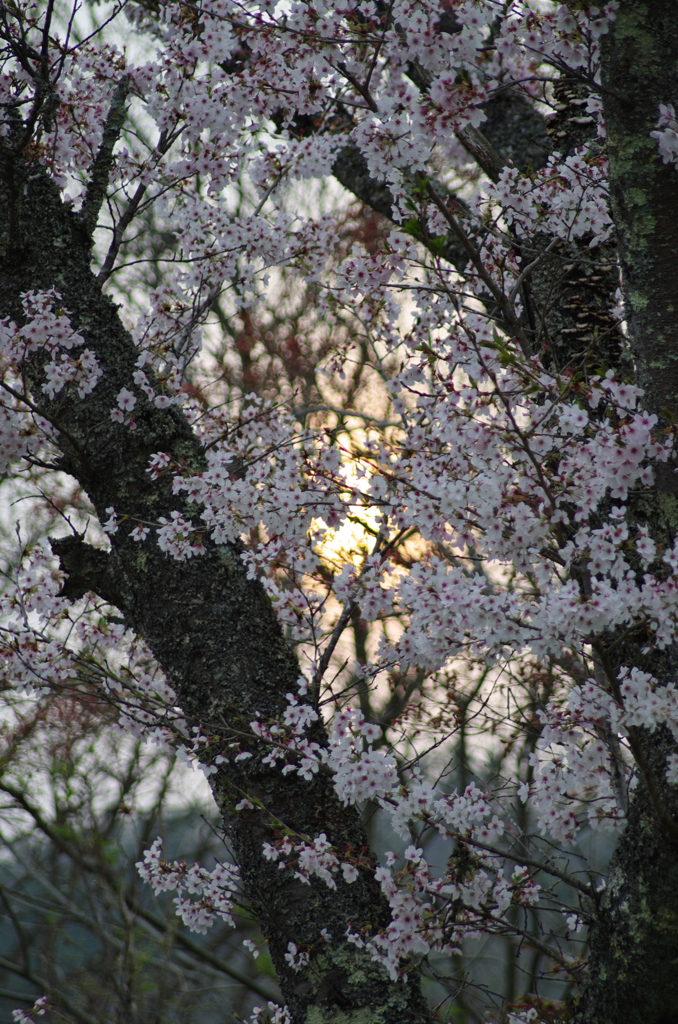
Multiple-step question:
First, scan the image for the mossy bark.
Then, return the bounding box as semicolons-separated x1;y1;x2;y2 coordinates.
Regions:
601;0;678;426
569;5;678;1023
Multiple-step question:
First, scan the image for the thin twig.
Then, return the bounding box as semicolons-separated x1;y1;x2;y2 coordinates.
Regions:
0;379;91;473
312;599;358;691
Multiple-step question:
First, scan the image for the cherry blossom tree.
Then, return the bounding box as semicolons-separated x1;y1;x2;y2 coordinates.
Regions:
1;1;678;1022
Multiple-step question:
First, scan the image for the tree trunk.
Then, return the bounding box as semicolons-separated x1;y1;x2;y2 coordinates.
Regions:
602;0;678;425
0;145;429;1024
571;4;678;1022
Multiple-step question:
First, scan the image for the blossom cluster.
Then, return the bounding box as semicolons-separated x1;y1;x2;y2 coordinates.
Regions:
248;1003;292;1024
250;690;544;977
651;103;678;167
483;149;613;246
0;291;103;471
136;837;239;933
11;997;48;1023
263;832;361;890
348;845;540;980
0;291;101;397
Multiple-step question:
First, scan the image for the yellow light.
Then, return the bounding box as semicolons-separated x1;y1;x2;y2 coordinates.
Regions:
311;438;383;570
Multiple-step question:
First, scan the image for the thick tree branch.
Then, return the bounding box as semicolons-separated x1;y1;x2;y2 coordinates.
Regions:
50;534;122;605
79;76;130;240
